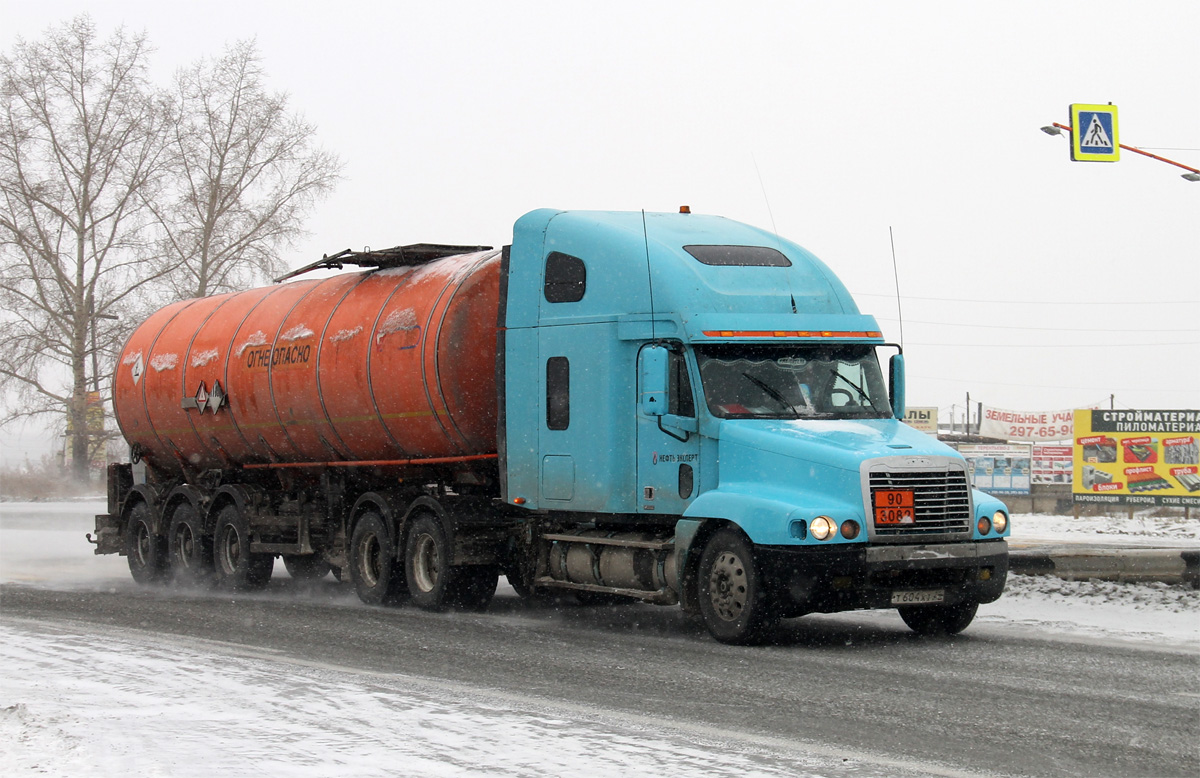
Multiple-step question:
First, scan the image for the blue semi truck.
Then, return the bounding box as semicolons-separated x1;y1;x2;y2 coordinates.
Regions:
498;208;1008;642
100;207;1009;645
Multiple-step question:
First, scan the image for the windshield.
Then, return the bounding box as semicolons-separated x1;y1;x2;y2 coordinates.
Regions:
694;343;893;420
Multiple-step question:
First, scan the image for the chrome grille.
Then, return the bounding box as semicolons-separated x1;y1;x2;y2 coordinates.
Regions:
869;469;971;538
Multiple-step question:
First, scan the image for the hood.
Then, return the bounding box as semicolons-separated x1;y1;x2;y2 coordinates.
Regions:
717;417;960;472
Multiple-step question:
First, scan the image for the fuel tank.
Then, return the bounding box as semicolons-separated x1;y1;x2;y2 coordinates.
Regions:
113;249;501;474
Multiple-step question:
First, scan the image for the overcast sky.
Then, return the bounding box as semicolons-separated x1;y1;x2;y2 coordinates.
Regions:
2;1;1197;464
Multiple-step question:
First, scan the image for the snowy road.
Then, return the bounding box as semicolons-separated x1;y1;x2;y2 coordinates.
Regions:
2;502;1198;777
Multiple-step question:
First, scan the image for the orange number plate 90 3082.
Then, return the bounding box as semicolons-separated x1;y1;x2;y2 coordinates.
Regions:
874;489;915;525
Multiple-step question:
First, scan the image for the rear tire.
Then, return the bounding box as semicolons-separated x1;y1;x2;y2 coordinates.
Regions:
696;527;778;645
349;512;407;605
168;503;212;587
899;602;978;635
404;514;496;612
125;502;167;585
405;514;453;611
212;505;273;591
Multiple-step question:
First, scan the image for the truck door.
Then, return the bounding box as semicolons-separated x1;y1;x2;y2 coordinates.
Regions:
636;345;701;516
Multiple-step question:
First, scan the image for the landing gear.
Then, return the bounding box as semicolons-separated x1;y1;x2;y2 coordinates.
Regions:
899;601;978;635
696;527;778;645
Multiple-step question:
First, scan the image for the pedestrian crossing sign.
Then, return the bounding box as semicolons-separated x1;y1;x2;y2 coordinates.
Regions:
1070;104;1120;162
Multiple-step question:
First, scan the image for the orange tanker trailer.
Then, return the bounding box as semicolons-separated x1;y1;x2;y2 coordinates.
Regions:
114;246;501;474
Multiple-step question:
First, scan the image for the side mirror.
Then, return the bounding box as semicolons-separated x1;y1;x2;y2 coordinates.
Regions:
640;345;669;417
889;353;906;419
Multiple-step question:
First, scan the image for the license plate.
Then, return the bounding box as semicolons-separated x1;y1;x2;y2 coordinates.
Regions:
874;489;915;525
891;589;945;605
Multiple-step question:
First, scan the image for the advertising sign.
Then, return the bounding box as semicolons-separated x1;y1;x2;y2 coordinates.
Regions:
958;444;1032;495
1031;444;1073;484
979;406;1075;442
1073;409;1200;507
902;406;938;435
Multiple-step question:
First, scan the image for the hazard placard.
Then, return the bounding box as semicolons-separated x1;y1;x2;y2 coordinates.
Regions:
1070;104;1120;162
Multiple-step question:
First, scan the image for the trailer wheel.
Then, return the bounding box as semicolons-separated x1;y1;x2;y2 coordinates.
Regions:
212;505;273;591
168;503;212;586
898;601;978;636
349;512;407;605
696;527;778;645
282;554;331;582
124;502;167;585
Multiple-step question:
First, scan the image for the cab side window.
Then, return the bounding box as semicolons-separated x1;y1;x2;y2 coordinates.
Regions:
668;351;695;417
544;252;586;303
546;356;570;429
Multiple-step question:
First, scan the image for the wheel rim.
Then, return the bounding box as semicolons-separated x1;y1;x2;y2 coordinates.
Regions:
174;524;194;569
133;522;152;567
359;533;382;587
411;533;440;593
707;550;748;622
218;525;241;575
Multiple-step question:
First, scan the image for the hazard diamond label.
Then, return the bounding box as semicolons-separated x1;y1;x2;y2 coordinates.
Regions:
1070;103;1120;162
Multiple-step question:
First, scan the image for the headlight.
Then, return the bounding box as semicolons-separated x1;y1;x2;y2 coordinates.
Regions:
977;516;991;535
811;516;837;541
839;519;860;540
993;511;1008;534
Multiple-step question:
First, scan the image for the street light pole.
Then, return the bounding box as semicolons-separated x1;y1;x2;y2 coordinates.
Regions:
1040;122;1200;181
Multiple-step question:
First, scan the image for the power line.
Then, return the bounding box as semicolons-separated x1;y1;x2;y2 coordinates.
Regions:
874;317;1199;334
854;292;1199;306
907;341;1200;348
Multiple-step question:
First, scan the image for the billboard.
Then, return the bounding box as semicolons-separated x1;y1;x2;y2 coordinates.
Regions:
1031;444;1073;485
958;444;1032;495
979;405;1075;442
902;406;938;435
1073;409;1200;507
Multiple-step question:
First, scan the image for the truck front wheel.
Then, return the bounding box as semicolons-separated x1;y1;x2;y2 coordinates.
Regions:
213;505;273;591
697;527;778;645
898;601;978;636
124;502;167;585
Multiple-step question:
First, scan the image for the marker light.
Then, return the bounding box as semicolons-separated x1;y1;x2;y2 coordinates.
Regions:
811;516;837;541
702;330;883;339
977;516;992;535
992;511;1008;534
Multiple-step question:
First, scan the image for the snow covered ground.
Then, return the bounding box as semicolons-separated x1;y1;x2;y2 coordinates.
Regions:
1;501;1197;777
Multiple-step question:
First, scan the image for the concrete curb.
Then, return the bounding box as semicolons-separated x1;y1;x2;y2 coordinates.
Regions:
1008;546;1200;587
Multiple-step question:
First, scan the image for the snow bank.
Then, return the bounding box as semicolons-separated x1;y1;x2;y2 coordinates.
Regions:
1011;511;1200;547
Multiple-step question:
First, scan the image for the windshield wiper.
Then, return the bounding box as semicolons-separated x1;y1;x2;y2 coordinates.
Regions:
828;368;872;404
740;372;801;416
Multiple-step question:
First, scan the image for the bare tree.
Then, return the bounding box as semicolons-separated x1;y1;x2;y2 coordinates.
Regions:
153;40;341;298
0;17;169;481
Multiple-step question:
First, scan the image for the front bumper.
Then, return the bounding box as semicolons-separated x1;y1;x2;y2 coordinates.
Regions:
757;539;1008;616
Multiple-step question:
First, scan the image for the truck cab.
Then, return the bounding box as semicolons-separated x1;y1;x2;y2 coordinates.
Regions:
500;208;1009;643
